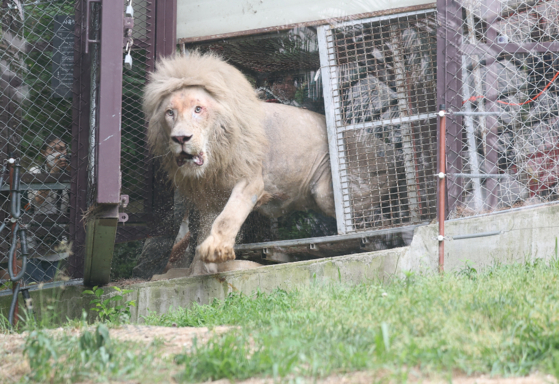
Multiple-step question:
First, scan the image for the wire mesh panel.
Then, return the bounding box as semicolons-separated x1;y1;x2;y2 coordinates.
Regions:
318;9;439;234
0;0;87;289
439;0;559;219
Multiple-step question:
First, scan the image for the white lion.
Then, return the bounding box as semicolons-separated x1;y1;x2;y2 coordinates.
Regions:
144;52;335;275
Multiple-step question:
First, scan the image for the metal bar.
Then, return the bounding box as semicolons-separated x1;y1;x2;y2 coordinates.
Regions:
84;0;101;54
450;173;509;179
452;111;501;116
318;25;348;235
390;23;420;223
149;0;178;238
155;0;177;59
95;0;124;204
461;42;559;56
84;0;125;287
438;108;446;274
340;113;437;132
235;222;427;251
9;164;18;326
461;57;483;212
438;0;464;217
451;230;502;240
0;183;71;191
69;0;92;279
0;279;84;298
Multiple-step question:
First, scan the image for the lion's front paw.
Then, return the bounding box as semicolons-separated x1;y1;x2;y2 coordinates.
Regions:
197;235;236;263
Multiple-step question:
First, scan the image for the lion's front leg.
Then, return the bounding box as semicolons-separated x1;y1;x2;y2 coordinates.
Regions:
197;177;264;263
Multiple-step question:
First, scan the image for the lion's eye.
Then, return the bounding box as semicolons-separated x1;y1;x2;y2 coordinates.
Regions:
194;106;202;114
166;109;174;117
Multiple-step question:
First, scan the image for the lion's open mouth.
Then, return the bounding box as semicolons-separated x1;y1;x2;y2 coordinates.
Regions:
176;151;204;167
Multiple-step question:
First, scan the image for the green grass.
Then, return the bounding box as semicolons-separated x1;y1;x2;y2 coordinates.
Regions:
142;260;559;382
5;260;559;383
22;324;169;383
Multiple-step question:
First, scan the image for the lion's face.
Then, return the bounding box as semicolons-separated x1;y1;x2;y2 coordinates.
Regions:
163;87;216;175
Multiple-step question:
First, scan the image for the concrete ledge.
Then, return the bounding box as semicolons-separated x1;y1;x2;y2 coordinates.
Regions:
0;247;406;324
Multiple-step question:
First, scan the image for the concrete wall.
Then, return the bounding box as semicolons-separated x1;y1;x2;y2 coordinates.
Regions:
2;204;558;324
177;0;434;40
400;203;559;273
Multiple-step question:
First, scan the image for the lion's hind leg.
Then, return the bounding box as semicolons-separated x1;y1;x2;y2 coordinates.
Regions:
311;169;336;218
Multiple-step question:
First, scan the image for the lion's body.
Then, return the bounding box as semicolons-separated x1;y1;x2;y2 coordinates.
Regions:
144;52;335;275
257;102;334;218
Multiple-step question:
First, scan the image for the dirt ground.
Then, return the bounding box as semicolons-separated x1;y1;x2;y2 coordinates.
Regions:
0;325;230;383
1;326;557;384
215;372;558;384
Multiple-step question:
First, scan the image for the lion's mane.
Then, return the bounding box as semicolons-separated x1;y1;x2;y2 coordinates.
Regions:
143;52;267;195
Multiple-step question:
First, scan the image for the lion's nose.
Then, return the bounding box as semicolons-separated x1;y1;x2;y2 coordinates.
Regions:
171;135;193;145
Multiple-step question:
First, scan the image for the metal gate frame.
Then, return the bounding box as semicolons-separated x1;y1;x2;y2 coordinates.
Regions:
82;0;177;286
317;8;438;235
177;4;438;263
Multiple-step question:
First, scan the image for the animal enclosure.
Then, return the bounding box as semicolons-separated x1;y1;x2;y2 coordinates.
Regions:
2;0;559;309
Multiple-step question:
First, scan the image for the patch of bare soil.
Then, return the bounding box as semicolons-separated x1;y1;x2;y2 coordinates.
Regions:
213;372;557;384
0;325;232;383
108;324;232;356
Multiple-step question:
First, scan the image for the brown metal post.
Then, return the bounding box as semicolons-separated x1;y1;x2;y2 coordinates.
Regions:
9;163;18;325
438;107;446;273
83;0;126;286
436;0;463;216
68;0;92;279
151;0;177;230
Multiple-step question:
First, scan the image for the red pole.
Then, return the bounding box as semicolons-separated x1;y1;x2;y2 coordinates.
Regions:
9;162;19;325
438;107;447;274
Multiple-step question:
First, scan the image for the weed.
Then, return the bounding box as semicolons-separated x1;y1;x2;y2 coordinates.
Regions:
456;260;478;280
83;286;136;323
23;324;163;382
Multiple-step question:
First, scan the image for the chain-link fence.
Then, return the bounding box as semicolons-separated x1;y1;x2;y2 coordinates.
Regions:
439;0;559;218
1;0;84;291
